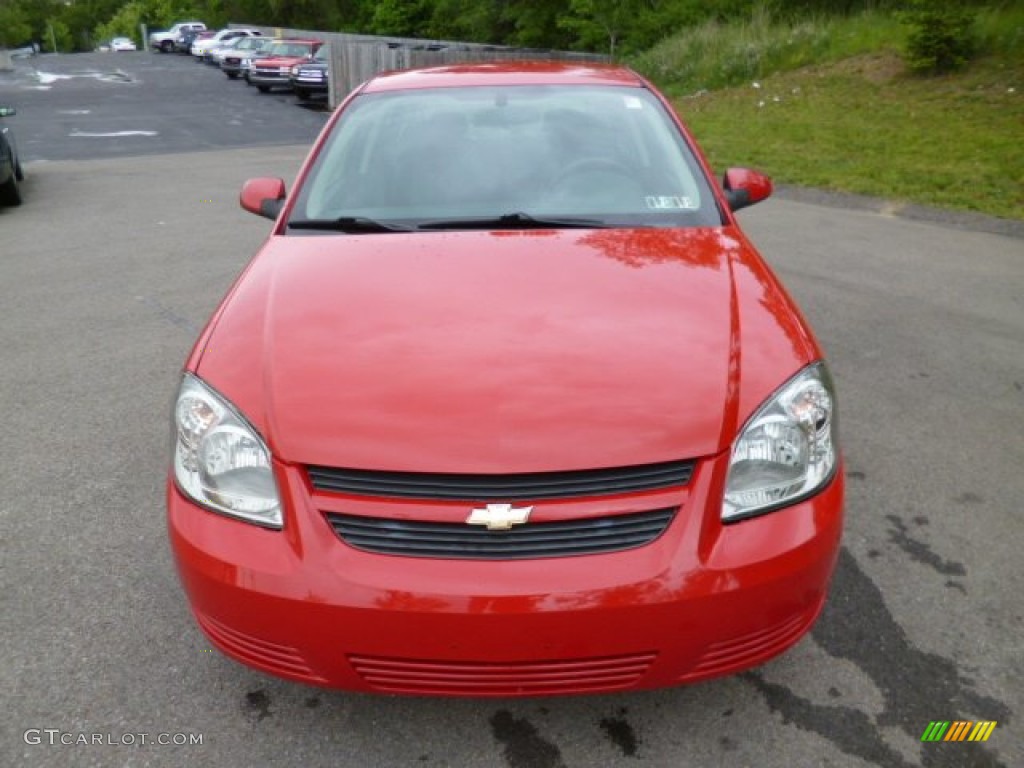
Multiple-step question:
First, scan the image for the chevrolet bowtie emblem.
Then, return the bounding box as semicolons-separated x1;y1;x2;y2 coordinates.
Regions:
467;503;533;531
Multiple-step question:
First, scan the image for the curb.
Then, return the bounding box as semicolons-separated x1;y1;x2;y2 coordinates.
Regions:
774;184;1024;240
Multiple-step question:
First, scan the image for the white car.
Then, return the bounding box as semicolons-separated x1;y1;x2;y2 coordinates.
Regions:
110;37;137;52
150;21;206;53
209;36;266;66
191;28;261;58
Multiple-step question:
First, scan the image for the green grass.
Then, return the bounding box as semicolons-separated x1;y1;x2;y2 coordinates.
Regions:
633;8;905;96
632;6;1024;220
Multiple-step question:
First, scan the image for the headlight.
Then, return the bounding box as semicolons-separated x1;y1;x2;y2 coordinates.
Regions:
172;374;282;528
723;362;838;522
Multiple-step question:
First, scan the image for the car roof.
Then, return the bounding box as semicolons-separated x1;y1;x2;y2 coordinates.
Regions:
361;62;645;93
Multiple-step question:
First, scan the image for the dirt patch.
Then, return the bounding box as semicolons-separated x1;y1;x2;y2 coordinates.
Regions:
829;52;907;83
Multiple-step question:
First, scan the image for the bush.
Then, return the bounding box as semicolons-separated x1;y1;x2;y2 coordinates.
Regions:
901;0;976;73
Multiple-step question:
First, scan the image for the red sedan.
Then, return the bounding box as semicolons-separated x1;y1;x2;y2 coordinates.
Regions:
168;62;843;696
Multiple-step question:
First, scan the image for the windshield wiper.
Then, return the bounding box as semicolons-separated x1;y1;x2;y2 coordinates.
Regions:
416;212;609;231
288;216;413;233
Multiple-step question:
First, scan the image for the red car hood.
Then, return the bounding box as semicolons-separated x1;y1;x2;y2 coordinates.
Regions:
254;55;309;67
196;228;816;473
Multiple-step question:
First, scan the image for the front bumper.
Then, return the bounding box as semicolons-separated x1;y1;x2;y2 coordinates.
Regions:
291;74;327;95
168;455;844;696
249;71;292;88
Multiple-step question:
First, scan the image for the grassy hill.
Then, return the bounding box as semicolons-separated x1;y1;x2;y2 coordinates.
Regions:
632;7;1024;221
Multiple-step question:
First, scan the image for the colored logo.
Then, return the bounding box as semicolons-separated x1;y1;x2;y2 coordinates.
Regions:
921;721;997;742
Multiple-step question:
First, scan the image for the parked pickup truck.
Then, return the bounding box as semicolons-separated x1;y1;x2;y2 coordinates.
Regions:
150;21;206;53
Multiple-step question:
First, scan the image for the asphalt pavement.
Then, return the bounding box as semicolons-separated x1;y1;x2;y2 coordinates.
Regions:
1;50;328;163
1;51;1021;768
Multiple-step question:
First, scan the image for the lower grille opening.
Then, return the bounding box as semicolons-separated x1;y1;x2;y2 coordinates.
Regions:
349;652;657;695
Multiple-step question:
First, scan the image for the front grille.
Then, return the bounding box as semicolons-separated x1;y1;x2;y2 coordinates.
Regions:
348;652;657;695
308;459;694;501
326;507;675;559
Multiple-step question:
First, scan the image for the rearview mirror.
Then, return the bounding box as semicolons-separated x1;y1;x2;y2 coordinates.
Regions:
240;177;286;220
722;168;772;212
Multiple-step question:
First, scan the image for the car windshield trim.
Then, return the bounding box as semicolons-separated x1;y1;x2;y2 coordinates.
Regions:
288;84;723;232
415;212;612;231
288;216;414;233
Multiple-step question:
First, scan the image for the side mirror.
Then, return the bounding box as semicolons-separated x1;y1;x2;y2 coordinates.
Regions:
0;107;17;118
240;177;286;220
722;167;772;212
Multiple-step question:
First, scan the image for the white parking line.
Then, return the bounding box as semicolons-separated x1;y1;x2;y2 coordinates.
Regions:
69;130;159;137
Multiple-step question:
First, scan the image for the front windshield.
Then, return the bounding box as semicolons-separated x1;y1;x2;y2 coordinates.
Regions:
290;84;722;230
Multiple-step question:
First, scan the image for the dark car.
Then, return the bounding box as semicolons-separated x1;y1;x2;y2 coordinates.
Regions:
290;44;329;102
0;106;23;206
175;28;203;53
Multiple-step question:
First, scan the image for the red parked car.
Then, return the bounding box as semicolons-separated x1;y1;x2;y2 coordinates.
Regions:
168;62;844;696
247;38;322;92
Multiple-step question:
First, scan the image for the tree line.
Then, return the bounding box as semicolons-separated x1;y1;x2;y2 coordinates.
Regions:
1;0;918;56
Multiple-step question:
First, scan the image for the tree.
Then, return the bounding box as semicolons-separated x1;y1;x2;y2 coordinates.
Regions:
901;0;976;73
426;0;506;44
559;0;637;56
502;0;573;50
370;0;433;37
44;19;74;52
0;4;33;47
94;1;146;45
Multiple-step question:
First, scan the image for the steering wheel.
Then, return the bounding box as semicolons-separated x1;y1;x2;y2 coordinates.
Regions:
552;157;636;188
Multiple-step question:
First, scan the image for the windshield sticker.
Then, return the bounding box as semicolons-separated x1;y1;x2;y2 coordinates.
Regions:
646;195;697;210
623;96;644;110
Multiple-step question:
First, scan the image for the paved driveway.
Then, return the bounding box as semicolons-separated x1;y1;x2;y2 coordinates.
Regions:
1;51;328;163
